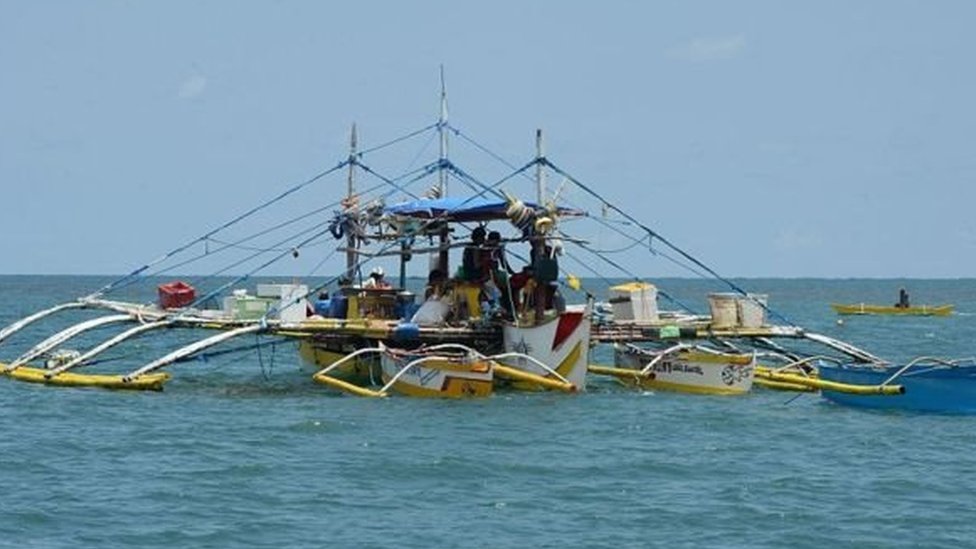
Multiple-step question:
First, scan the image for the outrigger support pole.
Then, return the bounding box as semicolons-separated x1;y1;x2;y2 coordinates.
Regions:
122;324;264;382
3;314;134;373
0;301;88;347
802;332;887;364
425;343;577;392
311;346;387;397
45;319;175;378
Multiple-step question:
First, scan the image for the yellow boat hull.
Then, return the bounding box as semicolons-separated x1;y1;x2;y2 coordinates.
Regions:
298;340;379;385
830;303;953;316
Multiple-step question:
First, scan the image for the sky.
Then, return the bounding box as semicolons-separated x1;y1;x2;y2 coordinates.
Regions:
3;1;975;278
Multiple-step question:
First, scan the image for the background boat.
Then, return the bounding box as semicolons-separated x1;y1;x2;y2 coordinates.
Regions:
830;303;954;316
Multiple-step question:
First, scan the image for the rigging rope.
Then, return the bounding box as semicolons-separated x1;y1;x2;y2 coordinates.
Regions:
542;158;795;327
356;122;438;158
85;160;351;300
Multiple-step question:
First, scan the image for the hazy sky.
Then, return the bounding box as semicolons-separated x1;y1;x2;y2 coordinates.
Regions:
3;1;975;278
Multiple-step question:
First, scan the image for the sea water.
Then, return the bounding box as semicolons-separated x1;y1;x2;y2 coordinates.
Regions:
1;276;975;548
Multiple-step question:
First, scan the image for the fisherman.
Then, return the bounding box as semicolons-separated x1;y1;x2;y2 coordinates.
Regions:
509;265;534;311
461;226;488;281
486;230;515;315
364;266;391;289
486;230;515;276
896;287;910;309
424;269;448;300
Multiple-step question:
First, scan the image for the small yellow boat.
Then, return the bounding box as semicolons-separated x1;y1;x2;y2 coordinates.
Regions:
830;303;954;316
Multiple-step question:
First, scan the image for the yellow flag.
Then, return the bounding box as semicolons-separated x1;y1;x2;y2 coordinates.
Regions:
567;274;581;291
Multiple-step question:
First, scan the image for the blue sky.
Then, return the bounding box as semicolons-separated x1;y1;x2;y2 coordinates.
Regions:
3;1;975;278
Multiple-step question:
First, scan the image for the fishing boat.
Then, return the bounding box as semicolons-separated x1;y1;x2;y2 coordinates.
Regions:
0;79;939;403
818;358;976;413
830;303;954;316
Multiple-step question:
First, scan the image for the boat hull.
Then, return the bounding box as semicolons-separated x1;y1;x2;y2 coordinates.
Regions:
819;363;976;413
614;347;755;395
298;340;379;386
499;310;591;391
830;303;953;316
380;349;493;398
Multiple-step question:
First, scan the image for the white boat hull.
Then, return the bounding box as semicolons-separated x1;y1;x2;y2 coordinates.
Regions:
500;309;591;391
614;345;755;395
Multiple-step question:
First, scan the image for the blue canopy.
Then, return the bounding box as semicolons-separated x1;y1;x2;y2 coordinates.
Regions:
384;196;584;222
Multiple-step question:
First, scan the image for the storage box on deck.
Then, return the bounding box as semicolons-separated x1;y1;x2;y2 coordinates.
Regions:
708;293;768;328
253;283;310;322
708;293;738;328
224;291;277;320
158;281;196;309
609;282;658;322
737;294;768;328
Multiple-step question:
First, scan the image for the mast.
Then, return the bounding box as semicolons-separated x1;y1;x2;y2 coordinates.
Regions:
533;128;547;322
438;65;449;197
436;66;450;276
345;123;358;284
535;129;546;205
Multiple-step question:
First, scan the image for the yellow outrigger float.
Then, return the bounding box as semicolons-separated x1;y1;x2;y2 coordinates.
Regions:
1;363;170;391
754;367;903;395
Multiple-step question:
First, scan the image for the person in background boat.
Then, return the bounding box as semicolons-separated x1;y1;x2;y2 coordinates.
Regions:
364;266;392;289
461;226;488;282
896;287;910;309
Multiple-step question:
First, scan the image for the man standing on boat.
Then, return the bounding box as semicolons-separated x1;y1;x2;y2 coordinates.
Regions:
896;287;910;308
461;226;488;281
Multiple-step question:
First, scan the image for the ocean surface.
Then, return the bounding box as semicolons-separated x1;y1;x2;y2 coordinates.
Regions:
2;275;975;548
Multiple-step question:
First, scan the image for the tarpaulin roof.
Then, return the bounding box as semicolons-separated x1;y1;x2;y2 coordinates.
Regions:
384;197;585;223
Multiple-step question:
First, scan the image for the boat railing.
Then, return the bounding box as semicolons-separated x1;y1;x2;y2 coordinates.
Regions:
771;355;843;375
881;356;976;386
425;342;572;385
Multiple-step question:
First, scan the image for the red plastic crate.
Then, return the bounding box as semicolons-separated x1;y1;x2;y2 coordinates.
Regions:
158;281;196;309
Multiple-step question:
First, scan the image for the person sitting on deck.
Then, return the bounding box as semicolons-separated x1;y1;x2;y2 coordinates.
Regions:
424;269;448;300
896;287;910;309
363;266;392;289
412;269;453;326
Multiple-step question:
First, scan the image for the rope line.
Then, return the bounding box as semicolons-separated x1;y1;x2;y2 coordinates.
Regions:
85;159;350;300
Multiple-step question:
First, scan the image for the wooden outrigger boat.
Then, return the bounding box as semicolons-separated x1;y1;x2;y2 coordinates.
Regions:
830;303;954;316
0;84;599;398
0;83;962;409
